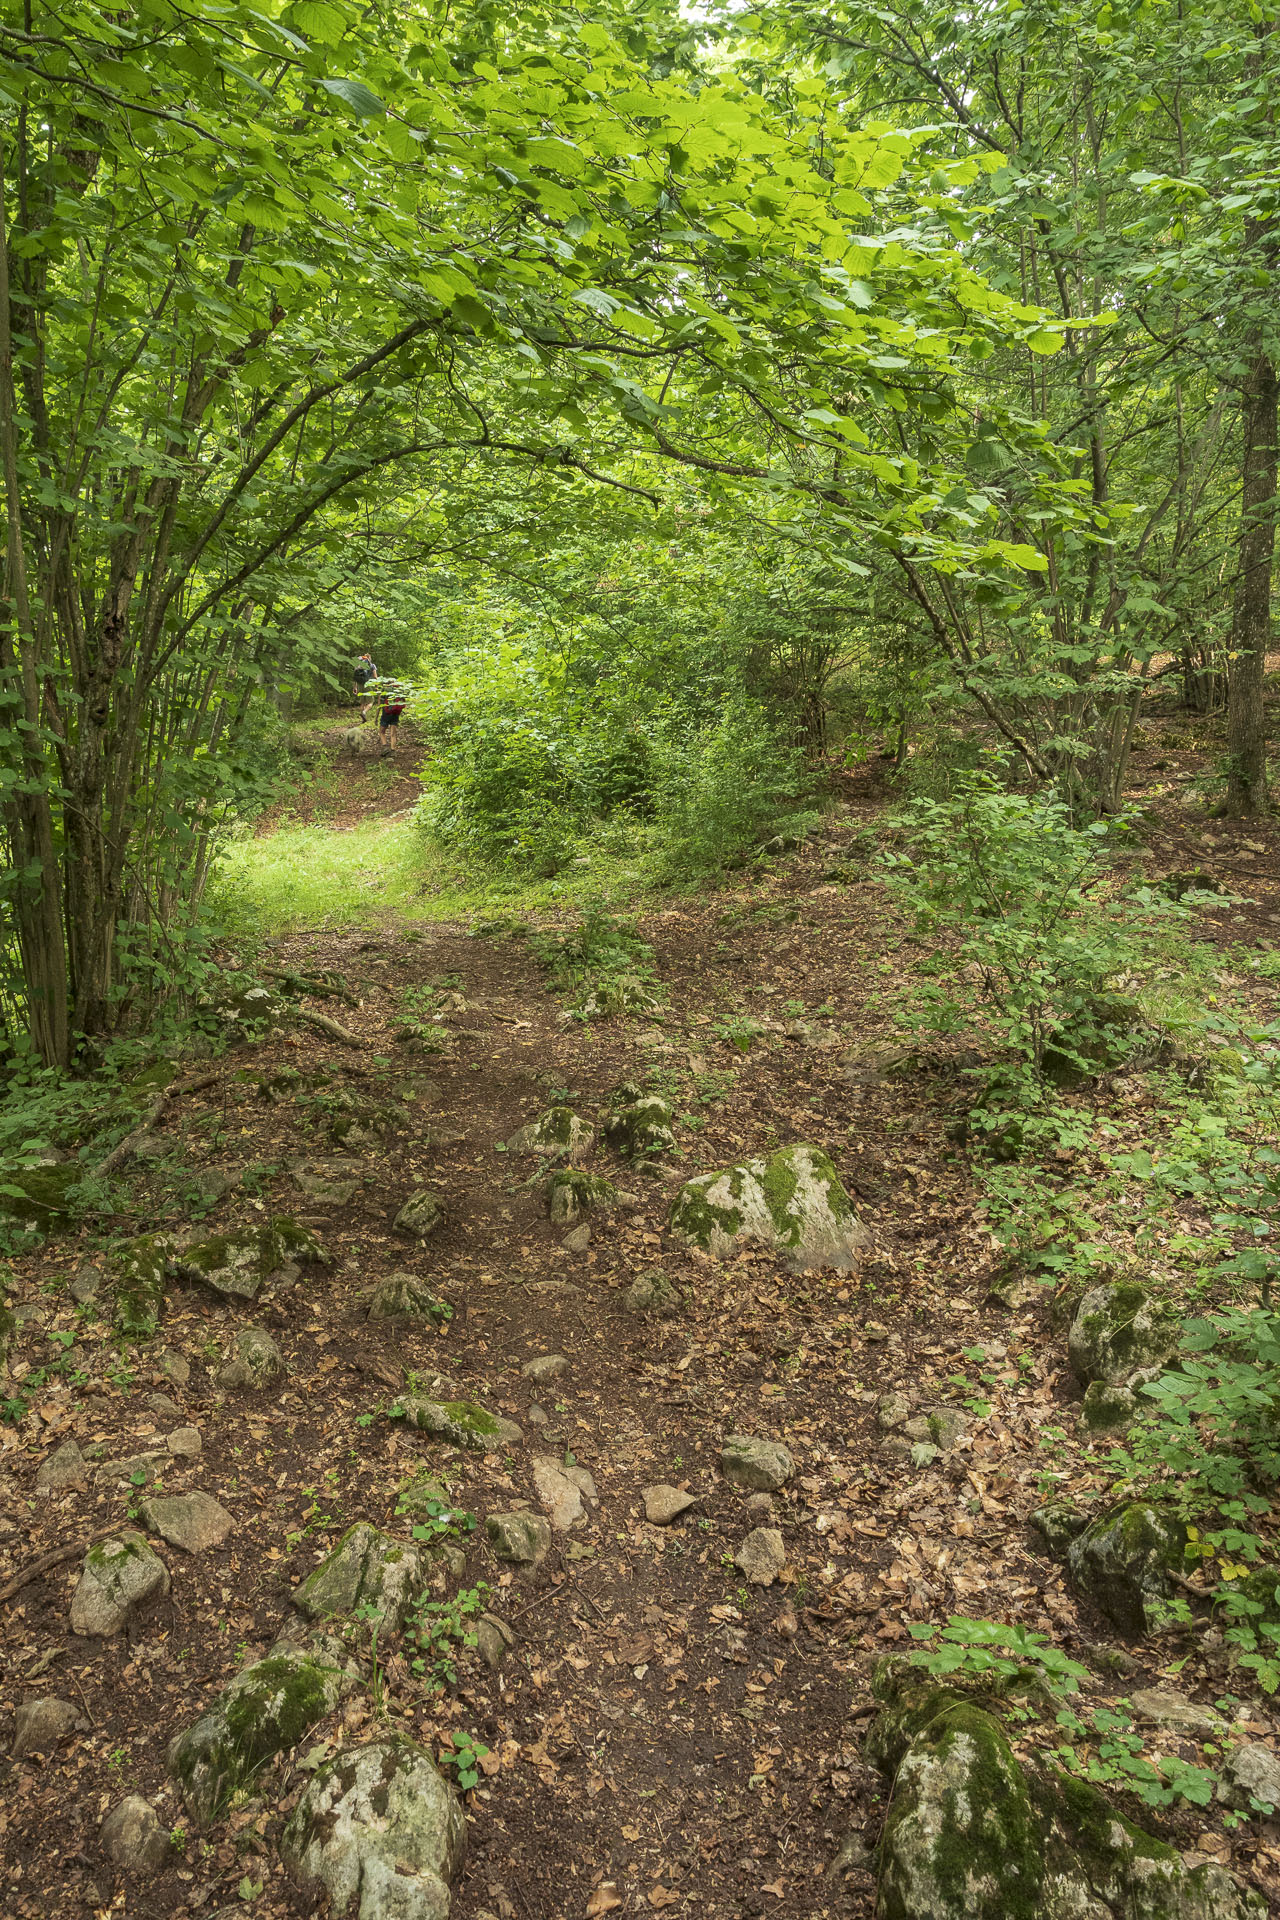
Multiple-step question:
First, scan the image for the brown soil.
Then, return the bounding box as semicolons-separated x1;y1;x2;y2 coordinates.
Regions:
3;713;1280;1920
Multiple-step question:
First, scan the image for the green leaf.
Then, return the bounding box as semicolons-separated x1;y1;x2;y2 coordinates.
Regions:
318;75;385;117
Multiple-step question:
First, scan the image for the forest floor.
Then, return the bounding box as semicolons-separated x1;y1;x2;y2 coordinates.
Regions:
4;705;1280;1920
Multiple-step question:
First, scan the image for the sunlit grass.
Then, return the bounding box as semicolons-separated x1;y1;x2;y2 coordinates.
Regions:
212;814;662;935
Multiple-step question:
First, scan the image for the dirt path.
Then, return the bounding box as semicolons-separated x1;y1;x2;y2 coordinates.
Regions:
4;743;1280;1920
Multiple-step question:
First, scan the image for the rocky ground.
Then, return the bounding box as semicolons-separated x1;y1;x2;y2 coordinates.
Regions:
3;714;1280;1920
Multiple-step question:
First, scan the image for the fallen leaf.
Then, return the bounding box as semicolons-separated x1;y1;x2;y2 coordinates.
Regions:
649;1888;681;1909
586;1887;624;1916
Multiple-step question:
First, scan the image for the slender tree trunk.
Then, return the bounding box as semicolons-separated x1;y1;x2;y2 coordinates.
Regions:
1225;345;1276;816
0;139;69;1065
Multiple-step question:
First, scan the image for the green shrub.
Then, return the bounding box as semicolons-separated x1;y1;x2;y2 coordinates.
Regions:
650;696;811;881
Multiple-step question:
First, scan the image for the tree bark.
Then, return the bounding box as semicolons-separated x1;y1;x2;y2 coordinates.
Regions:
1225;345;1276;817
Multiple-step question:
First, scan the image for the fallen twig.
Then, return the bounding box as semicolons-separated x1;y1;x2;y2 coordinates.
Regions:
0;1527;115;1607
293;1007;363;1048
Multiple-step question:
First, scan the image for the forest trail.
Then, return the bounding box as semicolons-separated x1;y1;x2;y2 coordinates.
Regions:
6;748;1280;1920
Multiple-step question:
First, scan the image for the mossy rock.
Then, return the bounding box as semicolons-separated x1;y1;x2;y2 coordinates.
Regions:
168;1645;352;1825
110;1233;176;1340
869;1673;1266;1920
1067;1501;1189;1637
622;1269;680;1317
1068;1281;1180;1386
670;1144;870;1269
505;1105;591;1157
171;1219;328;1302
393;1192;445;1240
1041;995;1143;1088
0;1163;82;1224
395;1393;522;1452
281;1736;465;1919
1081;1380;1138;1434
1029;1501;1090;1561
599;1088;676;1160
546;1168;617;1225
293;1523;420;1631
367;1272;449;1321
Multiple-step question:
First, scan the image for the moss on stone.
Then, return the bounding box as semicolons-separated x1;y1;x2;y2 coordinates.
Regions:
170;1650;345;1823
110;1233;173;1340
0;1164;81;1223
669;1183;744;1250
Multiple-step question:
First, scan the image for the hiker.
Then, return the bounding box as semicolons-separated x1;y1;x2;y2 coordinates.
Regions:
375;681;407;756
352;652;377;722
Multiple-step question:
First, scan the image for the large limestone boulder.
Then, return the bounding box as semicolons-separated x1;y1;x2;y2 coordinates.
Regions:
545;1169;617;1225
869;1670;1265;1920
171;1220;328;1301
281;1736;464;1920
1068;1281;1179;1386
599;1086;676;1160
670;1145;870;1268
505;1106;590;1157
294;1524;420;1631
70;1532;170;1637
169;1643;353;1824
1067;1502;1188;1636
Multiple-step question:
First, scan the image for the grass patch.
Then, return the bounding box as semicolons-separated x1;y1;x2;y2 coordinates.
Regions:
212;816;663;935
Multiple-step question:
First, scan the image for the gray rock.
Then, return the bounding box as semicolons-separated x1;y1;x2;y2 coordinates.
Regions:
506;1106;591;1157
869;1672;1266;1920
368;1272;446;1321
486;1510;551;1567
1030;1501;1090;1560
394;1467;452;1516
562;1223;591;1253
734;1527;786;1586
1223;1742;1280;1813
169;1643;354;1824
599;1089;676;1160
172;1220;328;1302
1081;1380;1139;1433
138;1491;233;1554
521;1354;569;1383
397;1393;522;1452
12;1695;77;1756
100;1795;170;1874
532;1456;596;1531
70;1533;170;1637
1067;1502;1187;1636
70;1266;102;1304
670;1144;871;1268
217;1325;283;1391
167;1425;202;1457
622;1270;679;1317
721;1434;794;1493
94;1448;168;1487
475;1614;515;1671
1130;1688;1224;1737
925;1407;966;1451
157;1347;190;1386
294;1523;420;1631
1068;1281;1179;1386
546;1170;616;1225
110;1234;174;1338
744;1491;774;1518
876;1393;913;1432
393;1192;445;1240
147;1392;183;1418
281;1736;465;1920
35;1438;87;1495
643;1485;696;1525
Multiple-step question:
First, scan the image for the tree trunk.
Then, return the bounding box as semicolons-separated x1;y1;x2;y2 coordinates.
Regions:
1225;346;1276;817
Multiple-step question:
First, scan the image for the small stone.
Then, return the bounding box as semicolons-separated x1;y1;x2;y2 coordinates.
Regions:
475;1613;516;1671
94;1449;168;1488
70;1267;102;1304
925;1407;967;1451
1223;1742;1280;1812
734;1527;786;1586
100;1795;171;1874
12;1696;78;1757
217;1325;283;1391
167;1425;202;1457
622;1270;679;1317
397;1393;522;1452
506;1106;591;1157
147;1392;183;1418
393;1190;445;1239
863;1320;890;1343
35;1438;87;1495
643;1485;696;1525
670;1143;869;1268
744;1491;774;1517
721;1434;794;1493
532;1456;597;1531
1030;1501;1089;1560
526;1402;549;1428
1066;1501;1187;1636
70;1533;169;1637
138;1491;233;1554
486;1510;551;1566
1068;1280;1179;1386
1130;1688;1225;1737
157;1348;189;1386
875;1393;912;1432
367;1272;446;1321
563;1223;591;1253
521;1354;569;1383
